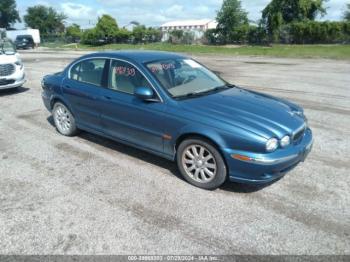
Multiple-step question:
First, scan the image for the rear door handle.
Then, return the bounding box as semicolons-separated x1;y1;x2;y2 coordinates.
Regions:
64;85;71;89
104;96;112;100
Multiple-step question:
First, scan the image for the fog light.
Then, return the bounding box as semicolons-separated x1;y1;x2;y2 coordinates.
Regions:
266;138;278;152
280;136;291;148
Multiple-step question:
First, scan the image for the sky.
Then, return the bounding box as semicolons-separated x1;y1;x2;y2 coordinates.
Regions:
14;0;348;29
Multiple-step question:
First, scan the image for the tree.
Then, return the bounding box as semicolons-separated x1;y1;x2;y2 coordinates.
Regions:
169;29;184;44
216;0;248;43
0;0;21;29
115;28;131;43
66;24;82;42
82;28;101;45
24;5;67;35
262;0;326;41
344;4;350;21
96;14;119;38
132;25;147;43
144;27;161;42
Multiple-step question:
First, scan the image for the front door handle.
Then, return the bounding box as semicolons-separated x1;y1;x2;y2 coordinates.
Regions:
104;96;112;100
64;85;71;89
89;95;98;100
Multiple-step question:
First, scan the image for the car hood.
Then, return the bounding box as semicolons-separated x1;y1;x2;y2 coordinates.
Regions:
0;53;19;64
178;87;305;139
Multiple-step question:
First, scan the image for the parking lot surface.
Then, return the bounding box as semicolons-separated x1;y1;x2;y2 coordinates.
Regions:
0;49;349;254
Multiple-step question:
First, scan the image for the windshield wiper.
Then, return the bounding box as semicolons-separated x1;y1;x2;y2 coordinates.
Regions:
174;84;235;100
211;84;235;92
175;91;205;99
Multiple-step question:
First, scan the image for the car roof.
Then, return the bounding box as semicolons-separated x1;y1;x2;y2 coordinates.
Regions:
83;50;187;64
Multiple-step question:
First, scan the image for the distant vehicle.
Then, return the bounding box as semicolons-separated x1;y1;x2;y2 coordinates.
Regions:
15;35;35;49
41;51;313;190
0;39;26;90
6;29;41;47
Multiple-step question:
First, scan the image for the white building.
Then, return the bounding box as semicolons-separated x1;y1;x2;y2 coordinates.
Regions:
160;19;217;42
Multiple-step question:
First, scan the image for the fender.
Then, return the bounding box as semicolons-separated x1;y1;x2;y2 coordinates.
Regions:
163;123;230;160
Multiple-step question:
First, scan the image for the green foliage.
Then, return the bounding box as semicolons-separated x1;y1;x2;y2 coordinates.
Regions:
24;5;67;35
0;0;21;28
262;0;326;41
344;4;350;21
247;25;269;45
115;28;131;43
96;14;119;38
80;14;160;45
168;30;184;44
144;27;161;43
228;24;250;43
132;25;147;43
204;29;220;45
66;24;82;42
131;25;161;43
182;32;195;44
285;21;350;44
216;0;248;43
81;14;121;45
81;28;103;45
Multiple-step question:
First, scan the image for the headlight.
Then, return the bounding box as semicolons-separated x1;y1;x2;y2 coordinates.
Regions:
15;60;23;69
266;138;278;152
280;136;291;147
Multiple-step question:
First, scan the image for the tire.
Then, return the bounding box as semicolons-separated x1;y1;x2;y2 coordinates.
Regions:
177;138;227;190
52;102;78;136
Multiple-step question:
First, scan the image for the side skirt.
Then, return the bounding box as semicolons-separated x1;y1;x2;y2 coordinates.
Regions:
76;123;175;161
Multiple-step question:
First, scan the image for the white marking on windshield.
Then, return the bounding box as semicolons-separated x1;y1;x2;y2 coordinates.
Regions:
184;59;202;68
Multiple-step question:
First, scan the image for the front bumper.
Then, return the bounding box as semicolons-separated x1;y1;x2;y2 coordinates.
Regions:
0;67;26;90
223;128;313;184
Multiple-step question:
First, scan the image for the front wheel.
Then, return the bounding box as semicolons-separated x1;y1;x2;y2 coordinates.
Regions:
177;138;227;190
52;102;78;136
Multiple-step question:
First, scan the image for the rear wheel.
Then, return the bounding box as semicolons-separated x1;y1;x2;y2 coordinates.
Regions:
177;138;227;190
52;102;78;136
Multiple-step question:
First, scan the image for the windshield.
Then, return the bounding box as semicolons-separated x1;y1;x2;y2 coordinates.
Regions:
145;58;227;98
0;40;16;54
16;35;31;42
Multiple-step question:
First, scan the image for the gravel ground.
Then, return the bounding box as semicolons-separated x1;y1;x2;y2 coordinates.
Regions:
0;49;349;255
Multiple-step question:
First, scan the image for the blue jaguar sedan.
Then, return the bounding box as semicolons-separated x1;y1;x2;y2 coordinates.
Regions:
42;51;313;190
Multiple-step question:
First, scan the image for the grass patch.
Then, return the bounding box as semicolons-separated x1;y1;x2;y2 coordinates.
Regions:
41;42;350;60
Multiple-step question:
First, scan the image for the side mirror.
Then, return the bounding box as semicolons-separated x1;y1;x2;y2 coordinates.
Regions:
134;86;156;101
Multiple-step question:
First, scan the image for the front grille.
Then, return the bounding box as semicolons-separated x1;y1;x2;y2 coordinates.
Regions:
0;79;15;86
293;125;306;143
0;64;15;77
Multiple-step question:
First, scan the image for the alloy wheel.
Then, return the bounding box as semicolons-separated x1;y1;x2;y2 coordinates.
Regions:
181;144;217;183
54;104;72;134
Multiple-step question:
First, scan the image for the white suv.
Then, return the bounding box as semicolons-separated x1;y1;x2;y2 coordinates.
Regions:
0;39;26;90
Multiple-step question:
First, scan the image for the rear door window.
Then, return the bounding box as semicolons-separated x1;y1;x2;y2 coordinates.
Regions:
70;59;108;86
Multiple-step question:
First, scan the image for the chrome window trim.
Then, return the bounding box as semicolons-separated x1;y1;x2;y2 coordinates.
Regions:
68;56;163;103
